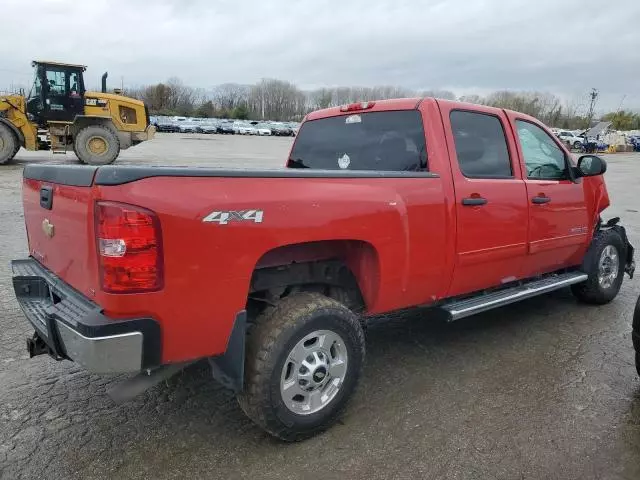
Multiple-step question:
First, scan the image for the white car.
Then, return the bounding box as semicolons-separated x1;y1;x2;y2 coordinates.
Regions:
255;123;272;136
233;122;257;135
557;131;584;149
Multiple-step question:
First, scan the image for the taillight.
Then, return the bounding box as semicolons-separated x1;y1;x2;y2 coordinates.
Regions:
339;101;376;112
95;201;163;293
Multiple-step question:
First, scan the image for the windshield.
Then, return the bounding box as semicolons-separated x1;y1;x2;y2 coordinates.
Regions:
288;110;426;171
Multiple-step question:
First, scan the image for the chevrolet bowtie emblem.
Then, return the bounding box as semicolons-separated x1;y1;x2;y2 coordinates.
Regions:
42;218;55;238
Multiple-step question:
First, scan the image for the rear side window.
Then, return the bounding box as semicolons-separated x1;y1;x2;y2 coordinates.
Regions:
450;110;512;178
288;110;427;171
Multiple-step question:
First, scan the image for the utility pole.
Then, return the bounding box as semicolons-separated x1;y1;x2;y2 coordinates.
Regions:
586;88;598;129
615;94;626;114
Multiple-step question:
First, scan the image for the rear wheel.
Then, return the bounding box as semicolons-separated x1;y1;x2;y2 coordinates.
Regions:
571;229;625;304
238;293;365;441
73;125;120;165
0;123;19;165
574;141;583;149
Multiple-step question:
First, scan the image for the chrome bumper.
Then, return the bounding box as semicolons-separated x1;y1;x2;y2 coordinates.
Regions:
55;321;143;374
12;258;160;374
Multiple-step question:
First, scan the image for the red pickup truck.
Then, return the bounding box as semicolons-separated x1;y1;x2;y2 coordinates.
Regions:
12;98;635;441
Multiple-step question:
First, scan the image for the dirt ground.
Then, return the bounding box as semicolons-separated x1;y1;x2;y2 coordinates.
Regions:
1;134;639;480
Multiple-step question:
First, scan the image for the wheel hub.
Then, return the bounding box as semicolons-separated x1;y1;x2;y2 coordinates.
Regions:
87;136;108;155
598;245;620;289
280;330;349;415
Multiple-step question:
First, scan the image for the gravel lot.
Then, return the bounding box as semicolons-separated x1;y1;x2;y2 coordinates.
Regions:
1;133;640;480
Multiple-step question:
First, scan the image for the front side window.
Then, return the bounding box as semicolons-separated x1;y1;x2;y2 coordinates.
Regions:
289;110;427;171
516;120;567;180
450;110;512;178
45;70;67;96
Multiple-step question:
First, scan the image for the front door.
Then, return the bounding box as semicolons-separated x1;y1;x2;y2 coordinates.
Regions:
41;67;84;123
441;106;529;297
510;118;590;276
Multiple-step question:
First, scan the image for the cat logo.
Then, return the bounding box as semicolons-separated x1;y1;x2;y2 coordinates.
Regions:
42;218;55;238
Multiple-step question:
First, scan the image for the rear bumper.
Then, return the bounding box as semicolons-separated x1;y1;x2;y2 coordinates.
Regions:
11;258;161;374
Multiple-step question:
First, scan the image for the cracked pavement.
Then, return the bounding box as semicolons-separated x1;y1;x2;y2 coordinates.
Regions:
1;135;639;479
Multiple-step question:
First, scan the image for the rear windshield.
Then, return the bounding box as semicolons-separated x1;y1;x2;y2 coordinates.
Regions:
288;110;427;171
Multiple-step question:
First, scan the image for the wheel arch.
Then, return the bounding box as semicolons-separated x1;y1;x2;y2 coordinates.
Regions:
72;116;132;149
249;239;381;313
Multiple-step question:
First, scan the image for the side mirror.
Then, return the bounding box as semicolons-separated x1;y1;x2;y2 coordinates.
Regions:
577;155;607;177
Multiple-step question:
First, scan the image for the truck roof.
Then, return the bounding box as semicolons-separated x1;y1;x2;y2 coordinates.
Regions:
305;97;521;122
305;98;422;121
31;60;87;70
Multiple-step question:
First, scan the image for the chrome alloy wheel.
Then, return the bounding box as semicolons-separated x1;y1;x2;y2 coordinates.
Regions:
280;330;348;415
598;245;620;289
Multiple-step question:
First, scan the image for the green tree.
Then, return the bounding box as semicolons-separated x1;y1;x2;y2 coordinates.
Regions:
231;105;249;120
602;110;637;130
195;100;215;118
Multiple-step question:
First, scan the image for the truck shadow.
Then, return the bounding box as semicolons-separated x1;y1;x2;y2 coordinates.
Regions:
51;287;639;478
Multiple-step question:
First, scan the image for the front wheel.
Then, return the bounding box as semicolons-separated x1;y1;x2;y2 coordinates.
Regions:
238;293;365;441
571;229;626;304
0;122;19;165
574;141;583;150
74;125;120;165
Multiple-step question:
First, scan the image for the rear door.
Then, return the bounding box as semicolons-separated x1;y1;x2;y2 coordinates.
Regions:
508;115;590;276
439;103;529;297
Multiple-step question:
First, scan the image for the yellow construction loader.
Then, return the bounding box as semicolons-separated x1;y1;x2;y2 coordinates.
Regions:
0;61;155;165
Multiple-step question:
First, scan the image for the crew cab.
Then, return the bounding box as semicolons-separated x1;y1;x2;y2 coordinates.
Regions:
11;98;635;441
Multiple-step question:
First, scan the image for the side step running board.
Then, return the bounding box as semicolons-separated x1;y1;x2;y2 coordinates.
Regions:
441;271;588;322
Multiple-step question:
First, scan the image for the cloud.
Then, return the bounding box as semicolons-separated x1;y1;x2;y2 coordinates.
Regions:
1;0;638;110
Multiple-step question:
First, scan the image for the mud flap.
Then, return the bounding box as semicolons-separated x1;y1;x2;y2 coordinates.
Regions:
208;311;247;393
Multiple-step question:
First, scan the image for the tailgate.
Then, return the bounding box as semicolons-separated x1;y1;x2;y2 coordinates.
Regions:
22;165;99;297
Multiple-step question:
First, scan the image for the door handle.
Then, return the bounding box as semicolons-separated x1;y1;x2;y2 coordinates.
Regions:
40;186;53;210
461;197;488;206
531;196;551;204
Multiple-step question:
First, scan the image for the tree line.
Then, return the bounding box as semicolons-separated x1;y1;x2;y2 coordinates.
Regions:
127;78;639;130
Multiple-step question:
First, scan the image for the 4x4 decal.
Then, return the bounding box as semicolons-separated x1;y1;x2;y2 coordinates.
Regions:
202;210;264;225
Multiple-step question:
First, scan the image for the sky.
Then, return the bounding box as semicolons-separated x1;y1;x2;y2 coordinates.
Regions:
1;0;639;113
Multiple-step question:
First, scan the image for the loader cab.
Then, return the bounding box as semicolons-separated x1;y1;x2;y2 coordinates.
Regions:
27;61;86;126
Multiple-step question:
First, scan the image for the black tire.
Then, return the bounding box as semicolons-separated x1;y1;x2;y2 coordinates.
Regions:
238;292;365;441
0;122;19;165
571;229;626;304
633;296;640;376
574;141;583;149
73;125;120;165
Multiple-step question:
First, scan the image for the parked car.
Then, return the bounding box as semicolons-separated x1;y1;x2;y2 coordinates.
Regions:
269;123;294;136
254;123;272;136
557;131;585;149
199;121;219;134
11;98;635;442
233;122;257;135
217;121;235;134
177;121;199;133
155;118;179;133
